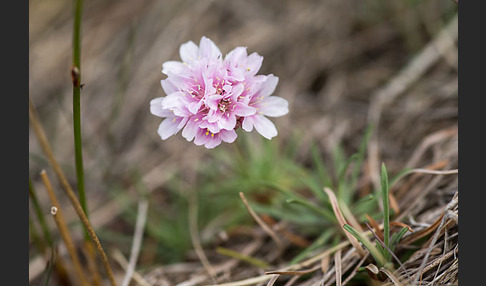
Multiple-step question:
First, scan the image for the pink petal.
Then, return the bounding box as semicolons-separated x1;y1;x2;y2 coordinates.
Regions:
182;118;199;141
253;115;278;139
161;91;184;110
199;36;222;60
161;79;178;94
224;47;248;67
257;74;279;97
158;117;183;140
179;41;199;63
245;52;263;75
218;113;237;130
220;129;237;143
234;102;257;117
259;96;289;117
194;129;210;146
242;116;254;132
162;61;186;75
204;134;222;149
150;97;172;117
199;120;220;134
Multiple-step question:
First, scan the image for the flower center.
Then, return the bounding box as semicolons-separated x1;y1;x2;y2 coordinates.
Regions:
218;98;230;113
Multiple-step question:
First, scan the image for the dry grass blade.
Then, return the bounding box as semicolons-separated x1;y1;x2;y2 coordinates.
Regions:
334;250;342;286
82;241;103;286
408;169;458;175
321;255;330;274
40;170;90;286
29;96;117;286
112;249;152;286
400;214;444;245
239;192;283;250
265;265;321;276
265;275;279;286
188;192;217;282
365;213;383;241
323;187;366;256
389;222;413;233
121;198;148;286
217;247;270;269
380;267;404;286
261;215;311;247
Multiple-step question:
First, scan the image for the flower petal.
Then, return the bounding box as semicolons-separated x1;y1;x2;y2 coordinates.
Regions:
179;41;199;63
158;117;183;140
204;134;222;149
225;47;248;67
150;97;172;117
199;36;222;60
245;52;263;75
234;102;257;117
161;79;178;94
182;118;198;141
218;113;237;130
253;115;278;139
220;129;237;143
242;116;255;132
257;74;279;98
259;96;289;117
162;61;186;75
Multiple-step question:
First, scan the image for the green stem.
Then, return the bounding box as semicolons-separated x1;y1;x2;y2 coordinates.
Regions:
72;0;89;241
381;163;390;255
29;179;54;247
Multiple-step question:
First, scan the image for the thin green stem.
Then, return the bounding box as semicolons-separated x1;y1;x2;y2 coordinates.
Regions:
72;0;88;236
29;179;54;247
381;163;390;257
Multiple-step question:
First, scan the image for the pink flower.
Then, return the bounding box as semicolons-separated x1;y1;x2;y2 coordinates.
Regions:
150;36;288;148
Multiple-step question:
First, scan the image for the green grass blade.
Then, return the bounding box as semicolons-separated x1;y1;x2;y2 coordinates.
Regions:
381;163;390;259
390;226;410;252
260;181;335;221
289;230;334;265
29;179;53;247
343;224;387;267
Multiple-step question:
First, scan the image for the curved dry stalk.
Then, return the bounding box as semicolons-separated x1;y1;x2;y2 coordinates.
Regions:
112;249;152;286
188;192;217;282
239;192;283;250
122;198;149;286
29;96;117;286
40;170;90;286
334;250;342;286
323;187;366;257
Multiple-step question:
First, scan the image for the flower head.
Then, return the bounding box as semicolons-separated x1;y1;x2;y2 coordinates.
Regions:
150;36;288;148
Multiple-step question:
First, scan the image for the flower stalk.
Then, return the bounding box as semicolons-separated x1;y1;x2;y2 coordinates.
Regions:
72;0;88;225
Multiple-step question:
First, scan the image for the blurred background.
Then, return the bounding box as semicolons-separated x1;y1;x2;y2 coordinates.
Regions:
29;0;458;285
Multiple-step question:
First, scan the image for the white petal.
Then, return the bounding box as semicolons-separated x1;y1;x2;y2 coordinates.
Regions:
224;47;247;67
182;119;198;141
245;52;263;75
218;114;237;131
179;41;199;63
161;92;184;110
204;135;222;149
162;61;186;75
150;98;172;117
253;115;278;140
234;102;257;117
158;117;182;140
242;116;254;132
199;36;222;60
161;79;178;94
220;129;237;143
259;96;289;117
257;74;279;97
